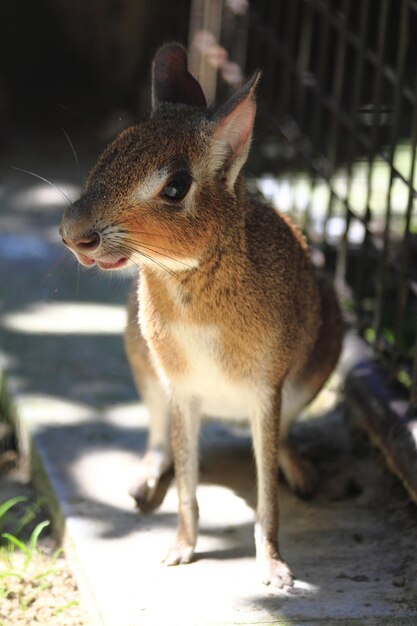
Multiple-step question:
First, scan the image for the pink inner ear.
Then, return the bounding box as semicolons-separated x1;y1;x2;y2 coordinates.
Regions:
214;98;256;157
234;108;256;156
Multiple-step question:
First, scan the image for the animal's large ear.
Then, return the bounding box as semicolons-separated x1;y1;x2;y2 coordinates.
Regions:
152;43;207;111
209;72;260;188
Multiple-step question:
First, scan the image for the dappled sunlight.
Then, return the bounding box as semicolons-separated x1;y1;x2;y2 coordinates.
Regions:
1;301;127;335
10;183;81;210
71;447;144;512
325;216;366;245
64;434;322;626
16;393;93;426
256;142;417;245
199;484;253;529
291;579;320;595
105;401;150;428
257;174;331;221
257;175;295;213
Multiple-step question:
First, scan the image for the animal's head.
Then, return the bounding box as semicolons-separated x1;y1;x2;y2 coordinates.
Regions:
60;43;259;272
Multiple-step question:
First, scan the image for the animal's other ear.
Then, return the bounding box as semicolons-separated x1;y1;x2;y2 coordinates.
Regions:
152;43;207;111
209;72;260;188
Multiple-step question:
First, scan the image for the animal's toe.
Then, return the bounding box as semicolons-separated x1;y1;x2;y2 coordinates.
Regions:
129;450;173;511
163;542;195;566
129;476;158;506
262;558;294;589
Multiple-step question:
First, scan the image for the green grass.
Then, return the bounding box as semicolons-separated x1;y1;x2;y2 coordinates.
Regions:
0;496;63;612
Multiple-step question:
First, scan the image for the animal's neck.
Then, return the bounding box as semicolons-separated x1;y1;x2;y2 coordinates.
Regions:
139;188;251;324
141;232;247;325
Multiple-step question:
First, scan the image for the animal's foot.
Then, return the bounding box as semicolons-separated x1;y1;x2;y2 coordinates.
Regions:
260;556;294;589
129;449;172;510
163;541;195;566
279;444;318;499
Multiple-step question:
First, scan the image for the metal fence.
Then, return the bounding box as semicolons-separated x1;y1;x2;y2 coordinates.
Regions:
190;0;417;411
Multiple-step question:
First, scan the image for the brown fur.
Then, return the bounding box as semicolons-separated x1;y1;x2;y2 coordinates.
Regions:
60;43;343;588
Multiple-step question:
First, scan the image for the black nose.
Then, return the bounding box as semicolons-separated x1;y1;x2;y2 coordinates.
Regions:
62;231;101;252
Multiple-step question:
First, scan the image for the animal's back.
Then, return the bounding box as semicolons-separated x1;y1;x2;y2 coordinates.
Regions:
244;198;322;372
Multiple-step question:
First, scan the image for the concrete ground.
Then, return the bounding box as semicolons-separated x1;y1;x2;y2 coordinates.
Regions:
1;132;417;625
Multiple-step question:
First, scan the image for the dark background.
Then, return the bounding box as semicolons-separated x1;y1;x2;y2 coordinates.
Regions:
1;0;415;163
0;0;192;140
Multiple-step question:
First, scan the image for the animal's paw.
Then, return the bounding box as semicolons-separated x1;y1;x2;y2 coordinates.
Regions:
260;557;294;589
129;449;172;510
163;541;195;566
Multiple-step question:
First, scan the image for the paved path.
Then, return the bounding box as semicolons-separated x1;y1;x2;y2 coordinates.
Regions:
1;136;417;625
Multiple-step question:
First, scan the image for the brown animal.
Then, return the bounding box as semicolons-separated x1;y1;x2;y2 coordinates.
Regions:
60;43;343;588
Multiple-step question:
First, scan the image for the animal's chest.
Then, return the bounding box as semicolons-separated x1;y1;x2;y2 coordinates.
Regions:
156;322;257;420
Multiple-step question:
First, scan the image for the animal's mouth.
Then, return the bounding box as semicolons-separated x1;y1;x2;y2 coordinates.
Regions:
97;257;129;270
77;252;129;270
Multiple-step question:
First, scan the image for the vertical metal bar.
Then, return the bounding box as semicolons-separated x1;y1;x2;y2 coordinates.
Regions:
392;76;417;367
372;0;410;343
277;0;299;119
259;0;274;69
310;0;331;153
262;0;284;111
281;1;314;220
412;326;417;410
355;0;389;308
188;0;224;103
323;0;350;243
220;0;250;91
335;0;370;289
230;3;250;81
304;0;332;234
245;0;269;73
295;0;314;131
293;1;315;225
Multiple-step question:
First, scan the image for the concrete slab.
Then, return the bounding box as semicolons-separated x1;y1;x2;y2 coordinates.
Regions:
346;358;417;505
1;138;417;625
28;405;417;626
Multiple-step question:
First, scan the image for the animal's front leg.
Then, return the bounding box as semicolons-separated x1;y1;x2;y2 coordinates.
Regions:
164;399;200;566
125;309;173;508
251;389;294;589
129;372;172;508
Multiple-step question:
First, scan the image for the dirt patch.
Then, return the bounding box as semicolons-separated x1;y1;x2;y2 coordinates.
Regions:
0;464;91;626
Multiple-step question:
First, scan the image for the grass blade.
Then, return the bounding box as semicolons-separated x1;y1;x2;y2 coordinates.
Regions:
51;547;64;562
54;600;80;616
0;497;27;521
34;567;57;580
28;520;50;556
1;533;28;554
0;570;23;580
24;520;50;569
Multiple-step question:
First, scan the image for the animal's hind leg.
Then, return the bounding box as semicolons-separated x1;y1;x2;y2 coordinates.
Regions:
124;290;172;508
279;276;343;498
279;384;318;498
279;441;318;499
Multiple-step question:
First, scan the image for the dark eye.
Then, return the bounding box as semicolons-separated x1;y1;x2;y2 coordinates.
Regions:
160;171;192;202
